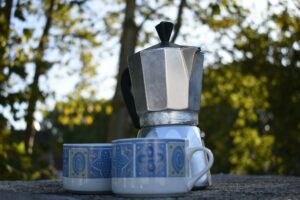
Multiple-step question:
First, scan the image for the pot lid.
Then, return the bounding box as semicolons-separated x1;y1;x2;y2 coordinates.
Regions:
144;21;201;51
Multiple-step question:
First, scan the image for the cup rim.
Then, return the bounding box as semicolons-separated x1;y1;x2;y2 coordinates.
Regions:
63;143;111;147
112;138;186;143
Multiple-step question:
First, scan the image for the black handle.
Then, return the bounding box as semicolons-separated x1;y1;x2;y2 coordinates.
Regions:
155;21;174;43
121;68;140;129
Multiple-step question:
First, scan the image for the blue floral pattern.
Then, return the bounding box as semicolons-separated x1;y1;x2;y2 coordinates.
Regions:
88;148;112;178
64;146;112;178
112;143;133;177
168;143;185;177
63;147;69;177
112;140;188;178
70;148;88;178
136;142;166;177
73;152;86;174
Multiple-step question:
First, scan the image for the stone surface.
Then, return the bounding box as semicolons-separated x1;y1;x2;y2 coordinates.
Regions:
0;174;299;200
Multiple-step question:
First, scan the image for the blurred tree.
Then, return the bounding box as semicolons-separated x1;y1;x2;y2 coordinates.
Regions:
24;0;55;155
106;0;139;141
200;65;275;174
43;98;111;143
0;0;102;179
41;97;113;172
0;115;56;180
0;0;101;154
200;1;300;175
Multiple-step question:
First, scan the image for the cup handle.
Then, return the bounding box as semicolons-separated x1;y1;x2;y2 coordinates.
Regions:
187;146;214;190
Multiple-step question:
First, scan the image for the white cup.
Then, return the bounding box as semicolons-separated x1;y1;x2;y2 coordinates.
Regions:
111;138;213;197
63;144;112;193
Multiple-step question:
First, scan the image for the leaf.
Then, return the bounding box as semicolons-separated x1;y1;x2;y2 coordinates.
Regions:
211;3;220;15
14;5;25;21
23;28;34;39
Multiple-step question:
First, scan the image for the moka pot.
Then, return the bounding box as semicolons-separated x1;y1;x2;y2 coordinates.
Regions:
121;21;212;188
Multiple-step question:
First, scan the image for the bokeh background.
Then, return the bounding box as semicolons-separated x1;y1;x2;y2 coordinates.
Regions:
0;0;299;180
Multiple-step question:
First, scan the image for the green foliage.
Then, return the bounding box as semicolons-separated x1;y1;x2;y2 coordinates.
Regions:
0;117;55;180
200;66;273;174
44;97;112;143
200;1;300;175
0;0;102;129
0;0;102;179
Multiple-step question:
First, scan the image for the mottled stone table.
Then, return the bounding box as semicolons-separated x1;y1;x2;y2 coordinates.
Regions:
0;174;299;200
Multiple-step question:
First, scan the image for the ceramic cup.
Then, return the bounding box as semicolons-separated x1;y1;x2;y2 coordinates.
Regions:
63;144;112;193
111;138;214;197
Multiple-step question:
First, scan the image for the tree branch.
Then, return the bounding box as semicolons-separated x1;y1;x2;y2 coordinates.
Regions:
137;2;169;30
24;0;55;154
171;0;186;43
3;0;13;39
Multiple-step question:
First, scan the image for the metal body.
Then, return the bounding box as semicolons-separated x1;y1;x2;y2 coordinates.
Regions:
128;47;204;127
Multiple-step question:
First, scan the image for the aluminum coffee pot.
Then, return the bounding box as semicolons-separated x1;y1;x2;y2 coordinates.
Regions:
121;21;212;189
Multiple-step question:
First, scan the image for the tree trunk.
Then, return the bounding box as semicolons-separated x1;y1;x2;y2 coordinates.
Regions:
24;0;55;154
107;0;139;141
0;0;13;69
3;0;13;39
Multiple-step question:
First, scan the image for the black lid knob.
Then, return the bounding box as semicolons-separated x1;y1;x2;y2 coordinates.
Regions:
155;21;174;43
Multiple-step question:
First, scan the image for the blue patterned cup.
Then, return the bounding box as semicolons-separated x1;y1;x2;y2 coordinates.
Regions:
63;144;112;193
111;138;213;197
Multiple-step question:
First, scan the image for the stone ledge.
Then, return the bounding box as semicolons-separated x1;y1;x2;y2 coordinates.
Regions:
0;174;299;200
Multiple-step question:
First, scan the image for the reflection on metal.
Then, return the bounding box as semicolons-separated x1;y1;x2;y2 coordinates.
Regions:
128;47;204;127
